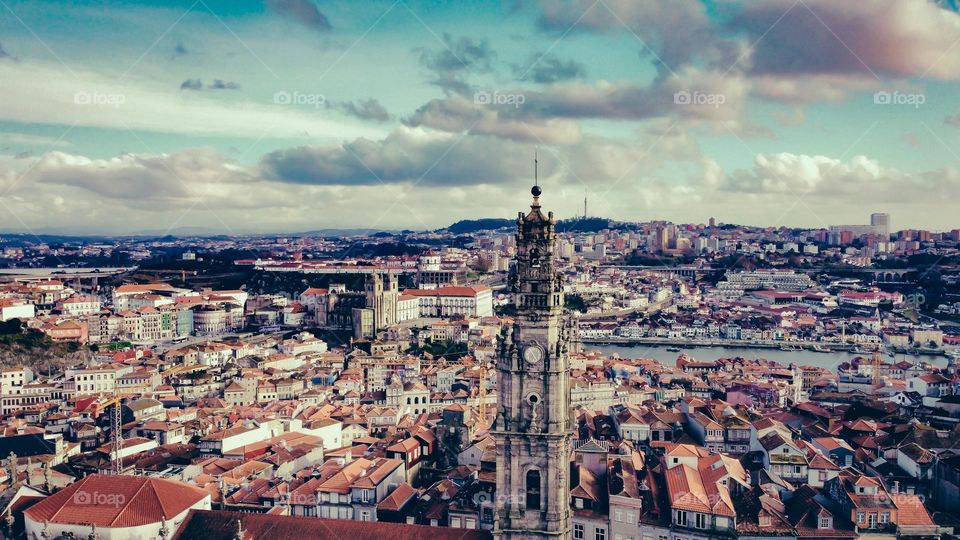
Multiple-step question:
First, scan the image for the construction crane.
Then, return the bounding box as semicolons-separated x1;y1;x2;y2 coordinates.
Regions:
477;366;488;424
871;349;883;387
112;390;123;475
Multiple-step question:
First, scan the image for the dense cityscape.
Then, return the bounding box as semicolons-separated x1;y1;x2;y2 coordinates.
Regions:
0;191;957;539
2;1;960;539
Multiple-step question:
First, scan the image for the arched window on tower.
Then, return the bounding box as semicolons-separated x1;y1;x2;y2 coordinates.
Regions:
526;469;541;510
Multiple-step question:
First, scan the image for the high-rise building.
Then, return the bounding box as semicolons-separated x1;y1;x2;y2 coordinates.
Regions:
493;184;573;539
871;213;890;238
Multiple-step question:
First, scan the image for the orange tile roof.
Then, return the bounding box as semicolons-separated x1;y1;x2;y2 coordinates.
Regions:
25;474;208;528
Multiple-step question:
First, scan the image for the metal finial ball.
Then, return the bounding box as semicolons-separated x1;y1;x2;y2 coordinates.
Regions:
531;185;542;197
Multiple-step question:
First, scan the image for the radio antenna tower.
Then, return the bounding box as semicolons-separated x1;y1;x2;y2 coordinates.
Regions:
534;149;538;187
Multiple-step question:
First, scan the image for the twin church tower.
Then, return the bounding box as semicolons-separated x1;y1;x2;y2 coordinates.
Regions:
493;182;574;539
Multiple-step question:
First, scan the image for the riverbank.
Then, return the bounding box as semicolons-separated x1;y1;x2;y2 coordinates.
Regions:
585;342;949;371
580;337;946;357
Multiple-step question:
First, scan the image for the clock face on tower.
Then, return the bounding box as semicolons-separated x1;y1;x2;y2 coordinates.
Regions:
523;344;543;365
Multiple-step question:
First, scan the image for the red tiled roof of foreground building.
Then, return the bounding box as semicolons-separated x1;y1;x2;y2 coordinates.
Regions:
25;474;209;528
173;509;492;540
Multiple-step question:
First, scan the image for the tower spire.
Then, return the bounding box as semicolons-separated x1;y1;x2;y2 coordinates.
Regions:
531;150;542;205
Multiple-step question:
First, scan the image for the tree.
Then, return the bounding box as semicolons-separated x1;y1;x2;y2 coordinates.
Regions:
565;294;587;313
0;319;23;335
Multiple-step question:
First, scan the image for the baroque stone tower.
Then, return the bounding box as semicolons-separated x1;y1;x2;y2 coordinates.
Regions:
493;183;573;539
364;272;398;332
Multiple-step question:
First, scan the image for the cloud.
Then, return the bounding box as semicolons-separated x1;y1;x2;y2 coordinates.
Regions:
416;34;496;94
537;0;715;70
418;34;496;74
749;74;880;104
515;70;747;123
181;79;241;90
209;79;240;90
328;98;391;123
27;148;254;203
730;0;960;81
723;153;960;202
180;78;203;91
266;0;332;31
260;127;548;186
404;93;582;145
513;52;586;83
0;59;380;141
405;68;747;146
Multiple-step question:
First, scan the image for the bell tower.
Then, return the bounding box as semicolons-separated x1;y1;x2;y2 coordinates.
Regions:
493;180;573;539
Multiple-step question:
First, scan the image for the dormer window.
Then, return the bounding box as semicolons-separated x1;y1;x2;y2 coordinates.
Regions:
819;517;832;529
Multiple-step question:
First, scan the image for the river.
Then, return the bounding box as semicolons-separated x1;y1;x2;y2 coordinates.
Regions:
587;343;949;371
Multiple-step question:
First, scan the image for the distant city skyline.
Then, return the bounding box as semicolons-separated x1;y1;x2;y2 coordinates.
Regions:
2;0;960;234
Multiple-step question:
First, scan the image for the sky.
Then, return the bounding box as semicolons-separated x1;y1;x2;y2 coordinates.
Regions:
1;0;959;235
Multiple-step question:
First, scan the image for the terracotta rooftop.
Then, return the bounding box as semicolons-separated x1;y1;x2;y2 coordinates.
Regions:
25;474;209;528
173;509;492;539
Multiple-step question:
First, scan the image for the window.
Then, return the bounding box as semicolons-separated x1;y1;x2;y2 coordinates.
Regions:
596;528;605;540
451;517;461;528
526;470;541;510
819;517;832;529
615;510;623;522
880;512;890;524
675;510;687;526
574;524;584;540
465;518;476;529
856;512;865;524
695;513;708;529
